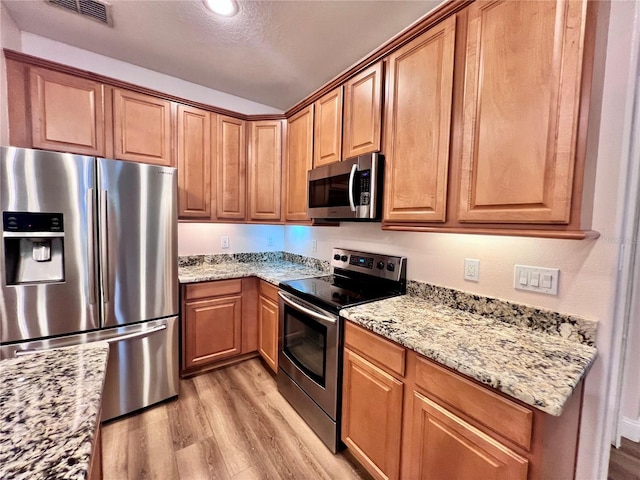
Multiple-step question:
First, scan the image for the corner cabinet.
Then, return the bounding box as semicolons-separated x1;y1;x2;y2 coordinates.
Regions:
458;0;589;224
343;61;383;159
28;67;106;156
248;120;283;221
313;87;343;167
216;115;247;220
383;16;456;223
284;105;314;222
177;105;212;219
257;280;279;373
112;88;175;167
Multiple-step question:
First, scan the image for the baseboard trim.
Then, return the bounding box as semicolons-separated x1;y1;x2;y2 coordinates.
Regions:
619;416;640;442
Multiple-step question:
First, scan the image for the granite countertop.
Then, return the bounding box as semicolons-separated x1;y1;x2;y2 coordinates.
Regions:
0;342;110;480
179;260;327;285
340;295;597;416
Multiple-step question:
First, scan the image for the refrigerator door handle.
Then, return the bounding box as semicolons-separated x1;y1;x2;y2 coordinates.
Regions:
87;189;97;305
14;325;168;356
99;189;110;303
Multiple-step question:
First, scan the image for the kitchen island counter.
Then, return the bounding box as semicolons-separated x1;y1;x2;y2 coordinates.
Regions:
340;294;597;416
0;342;109;480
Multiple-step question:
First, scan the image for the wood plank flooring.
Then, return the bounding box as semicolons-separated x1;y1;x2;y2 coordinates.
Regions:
102;359;370;480
609;438;640;480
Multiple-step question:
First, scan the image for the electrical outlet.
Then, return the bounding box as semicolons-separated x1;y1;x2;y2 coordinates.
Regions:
514;265;559;295
312;240;317;252
267;236;273;247
221;236;230;249
464;259;480;282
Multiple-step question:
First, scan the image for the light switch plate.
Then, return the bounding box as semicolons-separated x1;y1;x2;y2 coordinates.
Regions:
464;259;480;282
312;240;317;252
221;236;230;249
514;265;559;295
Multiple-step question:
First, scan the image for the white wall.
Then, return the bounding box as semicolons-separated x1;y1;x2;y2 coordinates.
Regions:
178;223;284;256
284;2;639;477
0;4;21;145
19;33;282;116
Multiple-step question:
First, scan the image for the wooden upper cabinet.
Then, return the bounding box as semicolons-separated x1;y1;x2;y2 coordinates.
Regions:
285;105;314;222
313;87;343;167
458;0;588;224
29;67;105;156
408;391;528;480
383;17;456;223
177;105;211;219
248;120;282;221
112;88;174;167
343;62;383;158
216;115;247;220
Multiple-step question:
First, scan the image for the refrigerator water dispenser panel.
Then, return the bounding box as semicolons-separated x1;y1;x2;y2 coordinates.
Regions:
3;212;65;285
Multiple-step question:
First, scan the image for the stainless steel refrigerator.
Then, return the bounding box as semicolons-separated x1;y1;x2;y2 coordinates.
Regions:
0;146;179;421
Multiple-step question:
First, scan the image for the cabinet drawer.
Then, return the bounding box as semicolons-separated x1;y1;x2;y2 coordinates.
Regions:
414;354;533;450
259;280;279;303
344;322;405;378
185;279;242;300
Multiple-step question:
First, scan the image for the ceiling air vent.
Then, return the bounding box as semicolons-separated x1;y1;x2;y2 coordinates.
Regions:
47;0;113;26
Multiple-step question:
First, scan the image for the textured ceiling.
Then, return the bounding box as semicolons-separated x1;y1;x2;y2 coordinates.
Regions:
2;0;442;111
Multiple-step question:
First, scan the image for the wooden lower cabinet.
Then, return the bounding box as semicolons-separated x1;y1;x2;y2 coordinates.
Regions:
181;278;262;375
342;322;583;480
183;294;242;368
342;348;403;480
408;391;528;480
258;280;279;373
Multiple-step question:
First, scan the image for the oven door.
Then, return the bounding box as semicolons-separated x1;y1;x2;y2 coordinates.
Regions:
278;290;339;418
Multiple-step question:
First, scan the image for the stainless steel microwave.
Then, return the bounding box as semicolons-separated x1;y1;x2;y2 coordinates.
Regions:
307;152;383;221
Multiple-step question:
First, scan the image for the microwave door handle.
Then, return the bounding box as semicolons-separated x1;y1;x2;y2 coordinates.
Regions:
348;164;358;212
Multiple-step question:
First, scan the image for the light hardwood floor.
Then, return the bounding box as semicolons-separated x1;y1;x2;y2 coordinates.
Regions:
102;359;370;480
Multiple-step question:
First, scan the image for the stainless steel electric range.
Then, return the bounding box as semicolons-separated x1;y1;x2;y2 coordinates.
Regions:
277;248;407;452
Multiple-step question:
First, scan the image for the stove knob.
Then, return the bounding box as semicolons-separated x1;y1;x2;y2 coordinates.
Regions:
341;255;348;262
339;294;348;302
333;254;341;260
387;262;396;272
332;292;340;299
376;261;385;270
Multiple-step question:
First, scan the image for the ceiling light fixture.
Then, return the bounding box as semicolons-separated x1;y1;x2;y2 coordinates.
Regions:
204;0;238;17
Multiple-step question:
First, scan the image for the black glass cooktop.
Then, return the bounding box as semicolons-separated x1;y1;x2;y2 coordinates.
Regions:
279;274;403;313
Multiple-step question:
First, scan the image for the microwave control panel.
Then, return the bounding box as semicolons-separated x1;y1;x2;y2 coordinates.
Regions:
359;170;371;206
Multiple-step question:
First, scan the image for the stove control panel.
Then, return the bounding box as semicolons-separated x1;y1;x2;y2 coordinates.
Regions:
331;248;406;283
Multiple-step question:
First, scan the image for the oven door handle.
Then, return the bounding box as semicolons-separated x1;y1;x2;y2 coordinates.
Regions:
348;163;358;212
278;291;337;325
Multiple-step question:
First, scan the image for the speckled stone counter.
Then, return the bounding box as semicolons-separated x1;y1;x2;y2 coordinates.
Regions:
0;343;109;480
179;253;328;285
340;295;597;416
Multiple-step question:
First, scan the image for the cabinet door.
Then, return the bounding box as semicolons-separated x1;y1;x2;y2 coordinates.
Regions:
458;0;587;223
216;115;247;220
184;295;242;368
284;105;314;221
313;87;343;167
343;62;383;158
178;105;211;219
383;16;456;223
342;348;403;480
113;88;174;167
29;67;105;156
248;120;282;221
258;293;279;373
409;391;528;480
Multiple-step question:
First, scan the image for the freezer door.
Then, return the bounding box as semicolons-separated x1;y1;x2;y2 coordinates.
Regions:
0;316;180;421
0;147;100;343
97;158;177;327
